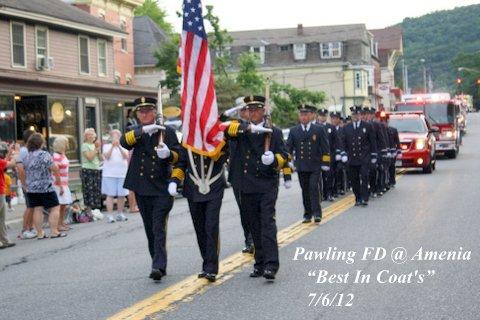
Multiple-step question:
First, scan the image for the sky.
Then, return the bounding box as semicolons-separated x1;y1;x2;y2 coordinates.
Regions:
158;0;480;32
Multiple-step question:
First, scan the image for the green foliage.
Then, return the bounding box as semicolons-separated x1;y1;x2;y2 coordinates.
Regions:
236;53;265;94
134;0;174;35
154;36;181;95
452;52;480;105
271;83;326;128
399;4;480;91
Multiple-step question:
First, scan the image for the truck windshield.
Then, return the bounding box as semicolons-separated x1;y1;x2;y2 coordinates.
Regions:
389;118;428;133
425;103;454;124
396;104;424;112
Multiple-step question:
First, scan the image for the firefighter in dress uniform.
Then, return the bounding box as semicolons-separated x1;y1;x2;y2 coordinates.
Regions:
286;104;330;223
341;106;378;206
387;119;401;188
316;108;337;201
225;95;288;281
120;97;182;282
223;98;254;254
168;142;228;283
330;111;347;196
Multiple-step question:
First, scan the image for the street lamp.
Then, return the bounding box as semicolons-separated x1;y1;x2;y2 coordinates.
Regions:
420;59;427;93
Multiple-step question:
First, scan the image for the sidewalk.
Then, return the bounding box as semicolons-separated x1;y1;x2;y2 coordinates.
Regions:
5;201;26;230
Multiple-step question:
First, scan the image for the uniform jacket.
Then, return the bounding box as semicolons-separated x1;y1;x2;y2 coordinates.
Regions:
388;126;401;153
371;121;387;155
226;122;288;194
120;125;182;196
342;120;378;166
286;123;330;172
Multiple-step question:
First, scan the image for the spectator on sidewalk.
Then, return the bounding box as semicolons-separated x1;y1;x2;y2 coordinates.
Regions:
102;130;129;223
0;142;19;249
16;129;36;239
52;136;72;231
23;133;65;239
81;128;102;210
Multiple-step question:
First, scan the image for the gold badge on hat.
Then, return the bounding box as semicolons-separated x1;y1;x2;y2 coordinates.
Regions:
313;134;317;141
141;97;145;103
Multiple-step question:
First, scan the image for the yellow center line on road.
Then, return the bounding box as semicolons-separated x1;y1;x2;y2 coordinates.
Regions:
108;172;405;320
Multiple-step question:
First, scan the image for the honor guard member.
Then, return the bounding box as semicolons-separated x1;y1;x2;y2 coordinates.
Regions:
224;97;254;254
387;121;401;188
120;97;182;281
287;104;330;223
364;107;387;197
225;95;288;281
169;144;229;283
330;111;347;196
317;108;337;201
341;106;378;206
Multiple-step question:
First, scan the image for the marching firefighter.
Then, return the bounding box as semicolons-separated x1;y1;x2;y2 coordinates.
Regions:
364;107;387;198
224;98;254;254
387;120;401;188
330;111;347;196
169;142;228;283
316;108;337;201
225;95;288;281
120;97;182;282
341;105;378;206
287;104;330;223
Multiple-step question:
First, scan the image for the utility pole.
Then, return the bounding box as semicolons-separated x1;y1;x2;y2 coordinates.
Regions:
420;58;427;94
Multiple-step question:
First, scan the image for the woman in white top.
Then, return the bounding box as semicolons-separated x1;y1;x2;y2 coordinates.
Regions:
102;129;129;223
52;136;72;231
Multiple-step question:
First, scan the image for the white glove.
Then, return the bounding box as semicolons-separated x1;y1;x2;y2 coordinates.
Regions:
250;124;273;134
168;182;178;197
321;166;330;171
288;162;295;169
341;155;348;163
142;124;164;136
223;106;243;118
261;151;275;165
371;158;377;164
156;143;171;159
284;180;292;189
386;152;392;158
335;154;341;161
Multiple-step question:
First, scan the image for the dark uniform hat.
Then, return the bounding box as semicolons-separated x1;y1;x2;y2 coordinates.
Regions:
330;111;342;118
361;106;370;114
298;104;317;113
317;108;329;116
350;105;363;114
133;96;157;110
244;95;266;109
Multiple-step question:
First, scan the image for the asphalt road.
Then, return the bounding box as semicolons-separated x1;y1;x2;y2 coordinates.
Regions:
2;114;479;320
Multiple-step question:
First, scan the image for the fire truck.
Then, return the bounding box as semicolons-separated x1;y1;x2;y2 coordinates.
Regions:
395;93;461;159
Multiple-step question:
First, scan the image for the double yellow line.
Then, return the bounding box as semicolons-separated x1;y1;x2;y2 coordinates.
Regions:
109;172;404;320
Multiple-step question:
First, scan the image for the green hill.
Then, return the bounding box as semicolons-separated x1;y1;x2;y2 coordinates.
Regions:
398;4;480;91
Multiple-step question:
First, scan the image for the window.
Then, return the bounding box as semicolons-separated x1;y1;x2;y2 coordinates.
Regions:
249;46;265;64
280;45;290;52
370;39;378;57
120;19;127;51
320;42;342;59
293;43;306;60
36;27;48;58
97;40;107;76
355;71;362;90
48;98;80;162
101;100;123;141
11;22;26;67
79;36;90;74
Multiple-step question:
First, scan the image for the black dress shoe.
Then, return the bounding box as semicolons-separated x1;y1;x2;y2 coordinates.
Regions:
263;270;276;280
361;201;369;207
150;269;164;281
339;191;345;195
242;244;254;254
328;196;335;202
198;271;207;278
302;218;312;224
354;201;361;206
249;269;264;278
314;216;322;223
205;273;217;282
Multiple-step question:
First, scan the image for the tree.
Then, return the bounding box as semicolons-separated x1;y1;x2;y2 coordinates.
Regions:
134;0;174;35
452;52;480;107
236;53;265;95
154;36;181;95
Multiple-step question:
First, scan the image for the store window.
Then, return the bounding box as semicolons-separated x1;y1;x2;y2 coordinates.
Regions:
0;96;15;143
48;98;79;163
101;100;123;142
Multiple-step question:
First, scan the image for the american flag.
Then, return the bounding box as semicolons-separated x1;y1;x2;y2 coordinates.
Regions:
180;0;224;156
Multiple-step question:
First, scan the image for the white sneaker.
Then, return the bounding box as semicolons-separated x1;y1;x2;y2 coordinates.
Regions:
116;213;128;222
107;215;116;223
22;230;37;239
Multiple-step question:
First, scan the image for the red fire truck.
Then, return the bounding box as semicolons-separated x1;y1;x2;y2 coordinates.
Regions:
395;93;461;159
